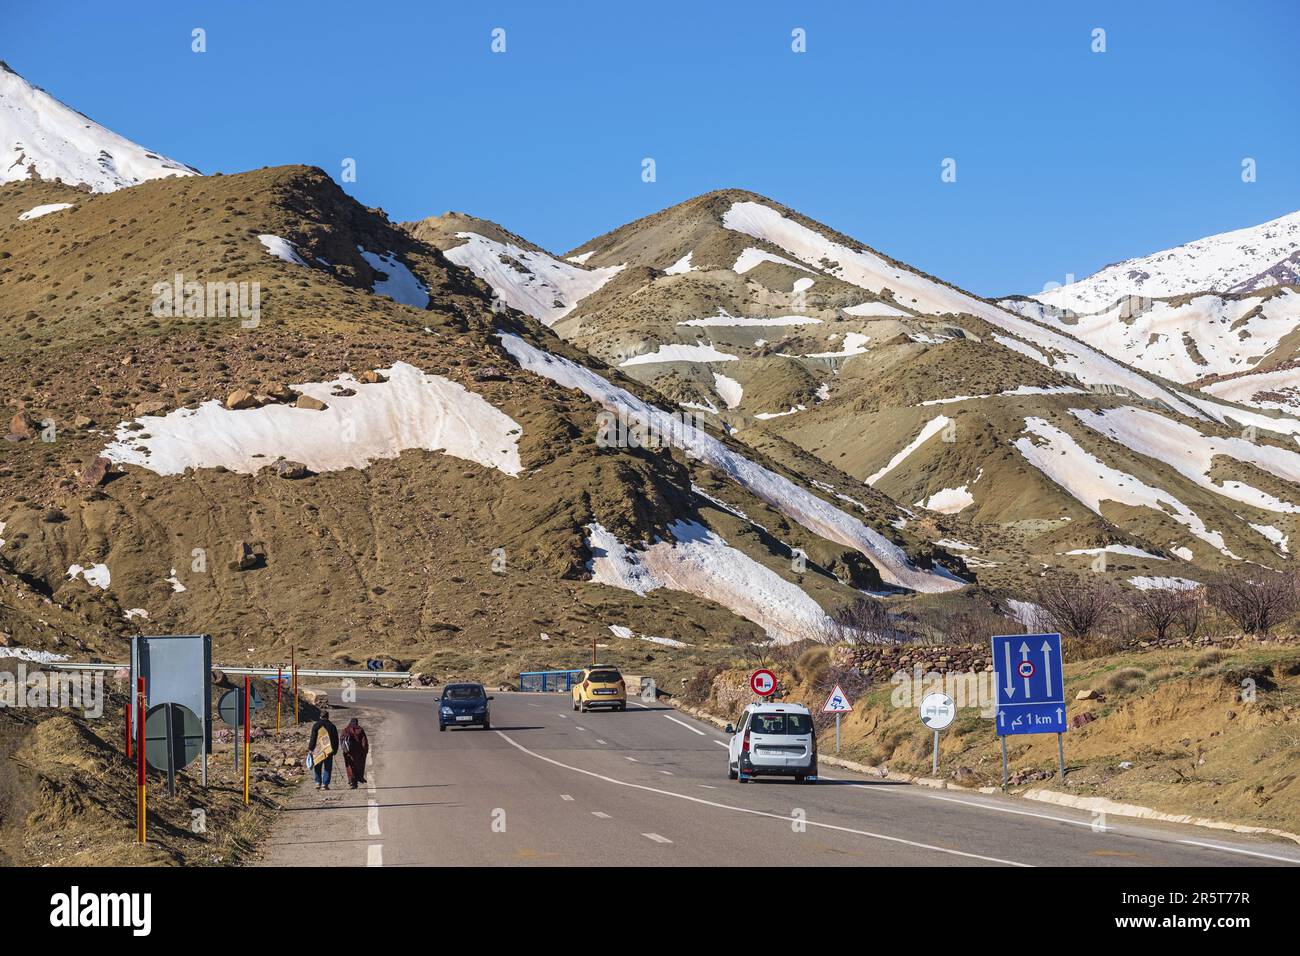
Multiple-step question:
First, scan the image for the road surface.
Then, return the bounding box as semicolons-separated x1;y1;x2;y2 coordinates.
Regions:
256;690;1300;867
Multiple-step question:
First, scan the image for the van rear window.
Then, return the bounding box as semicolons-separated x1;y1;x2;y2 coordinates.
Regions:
588;670;621;683
750;713;812;735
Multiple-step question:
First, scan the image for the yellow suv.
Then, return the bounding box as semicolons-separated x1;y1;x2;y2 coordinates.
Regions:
572;665;626;712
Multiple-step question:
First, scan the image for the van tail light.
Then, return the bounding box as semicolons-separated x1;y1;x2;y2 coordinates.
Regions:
742;729;751;753
617;679;625;687
811;734;818;758
583;680;590;690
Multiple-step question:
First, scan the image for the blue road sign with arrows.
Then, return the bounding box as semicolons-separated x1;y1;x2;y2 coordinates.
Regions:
991;633;1066;736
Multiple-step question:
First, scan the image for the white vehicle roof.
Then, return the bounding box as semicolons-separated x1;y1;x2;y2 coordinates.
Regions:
743;701;811;716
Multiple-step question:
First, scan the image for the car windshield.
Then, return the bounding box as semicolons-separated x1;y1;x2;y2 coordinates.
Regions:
749;712;812;736
444;685;485;700
588;670;621;683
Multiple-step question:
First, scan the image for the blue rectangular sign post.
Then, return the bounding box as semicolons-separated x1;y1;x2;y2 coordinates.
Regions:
991;633;1067;788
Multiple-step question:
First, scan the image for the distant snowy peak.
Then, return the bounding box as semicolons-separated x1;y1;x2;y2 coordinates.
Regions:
1031;209;1300;313
0;61;198;193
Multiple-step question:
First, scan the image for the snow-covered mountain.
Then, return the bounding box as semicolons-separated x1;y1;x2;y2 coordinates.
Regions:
999;209;1300;389
0;61;197;192
1029;209;1300;314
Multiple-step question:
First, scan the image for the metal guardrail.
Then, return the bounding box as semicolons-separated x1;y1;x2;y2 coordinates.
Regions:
519;669;584;692
47;662;412;680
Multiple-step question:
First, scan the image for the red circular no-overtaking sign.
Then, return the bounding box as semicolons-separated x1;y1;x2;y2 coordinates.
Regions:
750;669;777;697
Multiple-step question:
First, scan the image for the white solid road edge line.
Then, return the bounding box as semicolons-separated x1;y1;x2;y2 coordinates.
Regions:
920;792;1111;832
1177;839;1300;864
493;731;1029;867
664;714;708;736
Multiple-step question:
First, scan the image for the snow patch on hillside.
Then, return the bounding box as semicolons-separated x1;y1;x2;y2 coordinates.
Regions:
1013;417;1236;558
259;234;308;266
620;342;738;366
1128;576;1201;591
1064;544;1165;560
357;247;428;308
733;246;817;275
806;332;870;358
678;310;821;327
586;521;833;643
444;232;624;326
1005;290;1300;383
917;485;974;514
663;251;694;274
866;415;951;486
1249;523;1289;552
17;202;73;220
1071;405;1300;513
713;372;744;409
1201;366;1300;417
501;333;962;593
67;563;111;589
843;301;911;318
102;362;522;477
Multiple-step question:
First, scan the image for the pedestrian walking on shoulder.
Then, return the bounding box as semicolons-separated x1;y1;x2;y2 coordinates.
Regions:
340;717;370;789
308;710;339;791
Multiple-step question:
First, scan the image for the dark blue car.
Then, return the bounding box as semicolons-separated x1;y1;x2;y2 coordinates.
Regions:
439;682;493;731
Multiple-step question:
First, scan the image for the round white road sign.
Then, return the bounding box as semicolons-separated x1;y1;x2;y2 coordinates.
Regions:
919;692;956;730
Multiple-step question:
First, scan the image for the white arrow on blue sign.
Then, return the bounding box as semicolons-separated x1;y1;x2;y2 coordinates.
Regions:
991;633;1066;736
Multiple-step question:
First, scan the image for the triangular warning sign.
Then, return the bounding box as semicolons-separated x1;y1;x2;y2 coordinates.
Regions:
822;683;853;713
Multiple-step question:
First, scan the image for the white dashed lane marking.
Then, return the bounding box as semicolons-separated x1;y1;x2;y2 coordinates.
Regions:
664;715;708;736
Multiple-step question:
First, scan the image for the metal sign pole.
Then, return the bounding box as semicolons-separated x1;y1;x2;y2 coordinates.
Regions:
164;702;177;798
1057;732;1066;780
276;667;282;735
932;730;940;777
233;688;241;772
1000;736;1009;790
243;676;251;806
136;677;147;844
835;713;841;754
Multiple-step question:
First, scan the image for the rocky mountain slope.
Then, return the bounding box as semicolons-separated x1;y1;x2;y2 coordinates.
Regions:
1;61;197;192
2;162;978;677
412;191;1300;591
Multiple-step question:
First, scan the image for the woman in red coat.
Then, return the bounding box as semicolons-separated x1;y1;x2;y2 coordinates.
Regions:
340;717;370;789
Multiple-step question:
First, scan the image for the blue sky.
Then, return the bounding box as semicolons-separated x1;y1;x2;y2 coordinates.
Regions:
8;0;1298;295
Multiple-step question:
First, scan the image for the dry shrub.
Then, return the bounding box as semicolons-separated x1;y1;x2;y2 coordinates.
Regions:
1206;571;1299;637
1105;667;1147;695
1035;577;1117;640
1129;587;1195;641
1062;632;1123;661
794;645;831;686
1194;649;1225;670
940;604;1015;645
822;595;891;644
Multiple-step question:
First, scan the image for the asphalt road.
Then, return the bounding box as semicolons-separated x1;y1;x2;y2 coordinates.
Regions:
256;690;1300;867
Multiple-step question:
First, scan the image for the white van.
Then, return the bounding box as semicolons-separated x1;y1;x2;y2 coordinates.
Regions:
725;702;818;783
